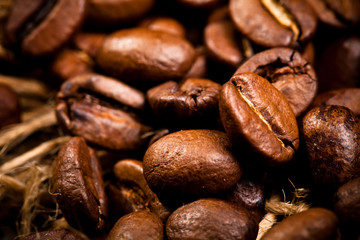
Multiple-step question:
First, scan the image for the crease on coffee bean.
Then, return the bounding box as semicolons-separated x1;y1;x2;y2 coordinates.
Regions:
260;0;301;43
232;80;288;149
318;0;353;25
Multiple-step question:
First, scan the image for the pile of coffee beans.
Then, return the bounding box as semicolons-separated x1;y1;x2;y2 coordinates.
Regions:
1;0;360;239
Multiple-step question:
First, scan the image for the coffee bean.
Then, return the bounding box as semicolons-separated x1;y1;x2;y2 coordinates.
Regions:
312;88;360;116
166;198;258;240
107;211;164;240
22;229;82;240
229;0;317;48
143;129;242;199
72;32;106;58
175;0;224;9
183;46;208;79
334;177;360;224
0;84;21;129
146;78;221;126
51;137;108;234
5;0;87;56
219;72;299;166
302;105;360;188
96;28;196;83
305;0;360;27
235;47;318;116
56;73;151;150
261;208;339;240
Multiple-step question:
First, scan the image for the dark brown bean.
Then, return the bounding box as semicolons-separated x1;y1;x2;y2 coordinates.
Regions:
305;0;360;27
183;46;208;79
166;198;258;240
0;84;21;129
51;137;108;234
22;229;83;240
72;32;106;58
261;208;339;240
146;78;221;126
56;73;151;150
96;28;196;83
334;177;360;223
87;0;155;26
312;88;360;116
138;16;186;38
5;0;87;56
219;72;299;166
107;211;164;240
143;129;242;199
302;105;360;188
229;0;317;48
235;47;318;116
175;0;224;9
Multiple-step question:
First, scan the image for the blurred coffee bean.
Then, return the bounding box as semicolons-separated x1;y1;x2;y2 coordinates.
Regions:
51;137;108;235
261;208;339;240
334;177;360;224
5;0;87;56
317;35;360;92
305;0;360;28
0;84;21;129
72;32;106;58
225;177;265;223
175;0;224;9
235;47;318;116
87;0;155;26
56;73;151;151
107;211;163;240
183;46;207;79
302;105;360;189
96;28;196;83
219;72;299;166
50;49;94;82
166;198;258;240
138;16;186;38
22;229;83;240
312;88;360;116
143;129;242;200
146;78;221;127
229;0;317;48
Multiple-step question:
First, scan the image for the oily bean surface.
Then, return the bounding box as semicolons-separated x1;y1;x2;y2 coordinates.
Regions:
166;198;258;240
302;105;360;188
107;211;163;240
219;72;299;166
261;208;338;240
51;137;108;234
96;28;196;83
235;47;317;116
138;16;186;38
143;129;242;198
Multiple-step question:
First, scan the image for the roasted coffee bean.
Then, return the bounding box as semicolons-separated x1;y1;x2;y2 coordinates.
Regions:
96;28;196;83
112;159;171;222
235;47;317;116
143;129;242;199
219;72;299;166
225;177;265;223
183;46;208;79
107;211;164;240
146;78;221;126
51;137;108;234
50;48;94;81
73;32;106;58
207;5;230;23
87;0;155;26
229;0;317;48
305;0;360;27
138;16;186;38
302;105;360;188
0;84;21;129
56;73;151;150
334;177;360;224
22;229;83;240
317;35;360;92
175;0;224;9
166;198;258;240
261;208;339;240
312;88;360;116
5;0;87;56
204;20;246;68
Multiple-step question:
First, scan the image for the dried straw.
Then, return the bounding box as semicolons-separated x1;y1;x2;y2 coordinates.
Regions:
256;213;277;240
